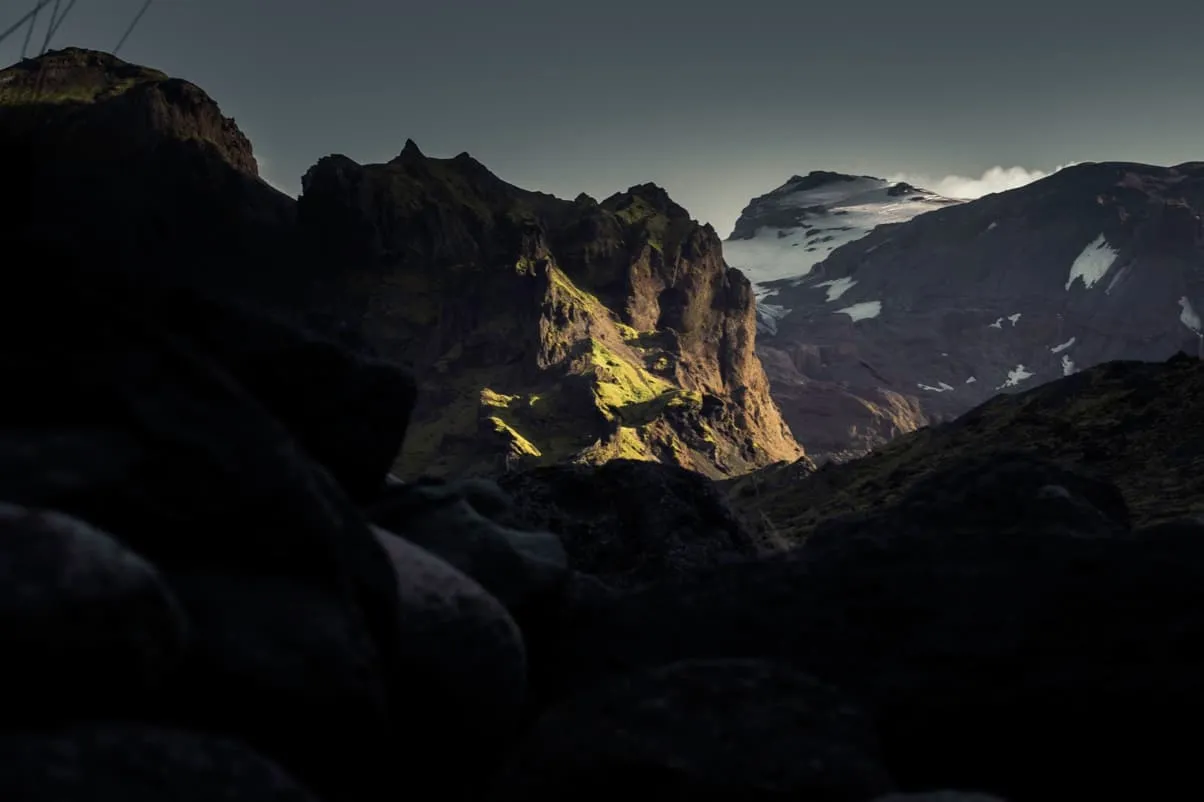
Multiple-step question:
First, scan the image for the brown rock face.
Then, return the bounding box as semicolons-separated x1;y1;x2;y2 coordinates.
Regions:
299;147;802;478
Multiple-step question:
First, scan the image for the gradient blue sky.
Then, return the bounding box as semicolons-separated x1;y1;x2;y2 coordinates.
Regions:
4;0;1203;235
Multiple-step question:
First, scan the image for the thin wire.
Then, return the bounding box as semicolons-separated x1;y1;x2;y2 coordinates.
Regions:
37;0;60;55
19;0;44;57
0;0;55;51
42;0;78;52
113;0;153;55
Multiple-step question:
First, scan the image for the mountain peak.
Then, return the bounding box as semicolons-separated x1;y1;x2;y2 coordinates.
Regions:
0;46;259;178
603;183;691;222
781;170;875;192
0;46;168;106
726;169;954;246
393;138;425;161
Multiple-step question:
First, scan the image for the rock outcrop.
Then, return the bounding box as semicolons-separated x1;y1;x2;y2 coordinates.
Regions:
299;145;801;478
0;47;309;314
733;162;1204;461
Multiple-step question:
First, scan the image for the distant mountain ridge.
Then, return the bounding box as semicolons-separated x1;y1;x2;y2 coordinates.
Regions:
728;161;1204;461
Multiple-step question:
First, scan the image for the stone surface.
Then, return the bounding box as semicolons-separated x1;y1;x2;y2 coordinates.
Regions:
0;724;321;801
492;658;894;802
499;458;767;587
0;503;186;723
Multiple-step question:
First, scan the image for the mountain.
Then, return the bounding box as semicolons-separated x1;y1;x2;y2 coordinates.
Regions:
300;147;801;478
723;171;961;334
7;49;1204;802
0;47;310;312
730;162;1204;461
725;351;1204;542
0;47;801;480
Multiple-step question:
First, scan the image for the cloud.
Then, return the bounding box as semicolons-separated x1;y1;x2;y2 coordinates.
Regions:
889;163;1079;200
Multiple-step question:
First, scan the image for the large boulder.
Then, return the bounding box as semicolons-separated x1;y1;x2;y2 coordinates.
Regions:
498;459;766;587
0;503;187;724
369;476;569;612
0;724;320;801
372;525;528;790
0;259;407;802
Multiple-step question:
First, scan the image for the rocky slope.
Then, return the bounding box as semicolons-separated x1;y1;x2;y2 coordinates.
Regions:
725;351;1204;542
733;162;1204;461
299;144;801;478
0;47;801;481
4;242;1204;801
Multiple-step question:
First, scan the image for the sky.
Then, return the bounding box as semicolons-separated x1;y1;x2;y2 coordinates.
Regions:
3;0;1203;237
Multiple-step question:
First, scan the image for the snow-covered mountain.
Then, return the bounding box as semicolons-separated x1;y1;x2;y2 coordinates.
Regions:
727;162;1204;463
722;171;961;333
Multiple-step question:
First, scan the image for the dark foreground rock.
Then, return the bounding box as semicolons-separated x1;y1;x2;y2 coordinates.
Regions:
491;658;894;802
497;459;767;587
0;724;321;801
0;503;186;724
372;525;528;773
536;453;1204;801
0;262;409;801
4;242;1202;802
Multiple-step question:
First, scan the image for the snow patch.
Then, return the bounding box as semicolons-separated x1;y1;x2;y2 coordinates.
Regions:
1050;336;1076;353
757;302;790;334
1060;355;1076;376
815;277;857;301
724;233;830;287
965;376;977;384
986;221;997;231
835;301;882;321
726;176;959;314
989;313;1021;329
1065;234;1119;290
918;381;955;392
1179;296;1201;332
998;364;1034;389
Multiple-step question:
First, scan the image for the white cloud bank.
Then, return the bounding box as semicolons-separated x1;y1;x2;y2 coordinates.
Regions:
889;163;1079;200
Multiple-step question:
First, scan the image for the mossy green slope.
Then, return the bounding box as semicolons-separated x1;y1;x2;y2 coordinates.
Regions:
725;353;1204;542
